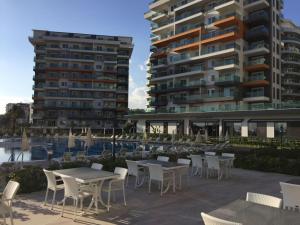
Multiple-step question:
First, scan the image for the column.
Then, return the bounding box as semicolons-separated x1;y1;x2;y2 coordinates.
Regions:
184;119;190;135
219;119;223;139
241;119;249;137
266;122;275;139
136;119;145;133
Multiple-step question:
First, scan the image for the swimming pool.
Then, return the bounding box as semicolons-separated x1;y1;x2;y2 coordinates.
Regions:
0;138;139;164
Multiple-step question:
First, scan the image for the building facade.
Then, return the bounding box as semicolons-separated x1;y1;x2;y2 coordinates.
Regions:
145;0;283;113
5;103;32;124
281;19;300;103
29;30;133;131
126;0;300;139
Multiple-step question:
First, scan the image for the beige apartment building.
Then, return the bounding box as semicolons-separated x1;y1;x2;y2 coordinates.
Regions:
30;30;133;132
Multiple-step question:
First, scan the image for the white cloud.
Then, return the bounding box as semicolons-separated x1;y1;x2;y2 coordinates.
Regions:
129;86;148;109
138;64;146;71
0;96;32;114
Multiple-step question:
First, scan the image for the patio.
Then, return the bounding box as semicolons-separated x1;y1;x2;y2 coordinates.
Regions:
8;168;298;225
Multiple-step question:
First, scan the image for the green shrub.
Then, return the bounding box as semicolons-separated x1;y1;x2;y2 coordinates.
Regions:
9;166;46;194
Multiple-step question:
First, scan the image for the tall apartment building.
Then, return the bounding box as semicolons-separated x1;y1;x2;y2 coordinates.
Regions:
145;0;283;113
281;19;300;103
29;30;133;131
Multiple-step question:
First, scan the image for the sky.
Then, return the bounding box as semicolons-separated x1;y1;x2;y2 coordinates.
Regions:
0;0;299;115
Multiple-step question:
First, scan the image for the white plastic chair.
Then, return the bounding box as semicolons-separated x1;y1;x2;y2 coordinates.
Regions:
222;153;235;177
206;156;223;180
157;156;169;162
246;192;282;208
43;169;64;209
61;176;93;220
148;164;175;196
102;167;128;212
201;212;242;225
91;163;103;171
280;182;300;210
205;152;216;156
125;160;145;188
0;180;20;225
190;155;205;176
177;158;191;189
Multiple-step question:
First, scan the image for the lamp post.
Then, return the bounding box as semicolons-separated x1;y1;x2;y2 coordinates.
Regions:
111;117;117;161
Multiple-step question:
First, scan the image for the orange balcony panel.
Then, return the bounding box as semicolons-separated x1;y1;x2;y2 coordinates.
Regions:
151;51;167;59
242;80;270;88
69;78;117;83
46;68;94;73
213;16;239;28
153;28;202;47
201;32;237;45
173;41;200;52
245;64;270;72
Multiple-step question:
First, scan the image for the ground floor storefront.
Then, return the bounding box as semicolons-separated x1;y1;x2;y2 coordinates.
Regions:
127;109;300;139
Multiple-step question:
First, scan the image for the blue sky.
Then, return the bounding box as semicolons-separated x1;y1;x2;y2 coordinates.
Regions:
0;0;299;114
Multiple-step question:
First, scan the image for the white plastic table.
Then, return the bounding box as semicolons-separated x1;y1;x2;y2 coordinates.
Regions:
53;167;119;213
209;199;300;225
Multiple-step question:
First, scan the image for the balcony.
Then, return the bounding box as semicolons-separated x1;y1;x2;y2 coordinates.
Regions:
244;42;269;56
149;0;169;10
246;10;269;25
153;27;201;47
282;91;300;97
212;13;240;28
244;0;270;11
199;43;240;59
283;80;300;87
282;48;300;55
149;80;206;94
201;27;239;45
151;64;205;80
245;58;269;72
242;76;270;88
215;75;240;86
243;90;270;102
214;59;239;71
173;95;204;104
246;26;269;41
149;99;168;107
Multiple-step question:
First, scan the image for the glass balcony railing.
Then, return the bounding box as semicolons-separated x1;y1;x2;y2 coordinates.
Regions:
245;90;265;98
247;58;267;66
202;27;238;40
215;58;239;67
215;75;240;83
245;42;269;51
247;74;266;81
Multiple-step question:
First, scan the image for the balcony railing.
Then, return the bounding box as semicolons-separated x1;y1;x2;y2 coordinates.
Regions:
201;27;238;41
247;58;267;66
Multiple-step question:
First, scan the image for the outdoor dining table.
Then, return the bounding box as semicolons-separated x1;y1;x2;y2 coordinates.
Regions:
209;199;300;225
137;160;189;191
53;167;119;213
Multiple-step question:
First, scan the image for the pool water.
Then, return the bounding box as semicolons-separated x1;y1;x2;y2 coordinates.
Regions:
0;138;139;164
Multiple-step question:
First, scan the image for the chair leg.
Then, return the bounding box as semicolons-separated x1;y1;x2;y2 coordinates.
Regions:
2;213;7;225
134;176;138;189
126;175;129;187
51;190;56;210
148;179;151;193
9;208;14;225
80;199;83;211
44;189;49;206
160;181;163;196
123;185;127;206
107;190;111;212
61;198;66;217
73;199;78;221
